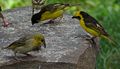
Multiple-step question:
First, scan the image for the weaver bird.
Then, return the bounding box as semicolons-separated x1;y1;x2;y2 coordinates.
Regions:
4;33;46;56
72;11;113;43
0;6;9;27
31;3;74;25
32;0;46;15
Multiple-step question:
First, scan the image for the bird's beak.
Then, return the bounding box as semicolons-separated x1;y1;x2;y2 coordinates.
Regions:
32;22;35;25
72;16;81;20
72;16;77;19
43;39;46;48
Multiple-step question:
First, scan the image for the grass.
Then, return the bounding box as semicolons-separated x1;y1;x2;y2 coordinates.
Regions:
96;10;120;69
0;0;120;69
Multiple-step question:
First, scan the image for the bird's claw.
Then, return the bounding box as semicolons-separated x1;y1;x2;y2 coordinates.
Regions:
3;24;9;27
3;18;10;27
48;20;55;23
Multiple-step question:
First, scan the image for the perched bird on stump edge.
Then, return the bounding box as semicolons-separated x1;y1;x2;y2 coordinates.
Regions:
3;33;46;58
0;6;9;27
32;0;46;15
72;11;115;44
31;3;80;25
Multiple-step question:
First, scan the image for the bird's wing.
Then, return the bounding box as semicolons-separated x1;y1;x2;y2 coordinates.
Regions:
84;18;109;36
40;3;67;14
6;36;29;49
41;3;60;12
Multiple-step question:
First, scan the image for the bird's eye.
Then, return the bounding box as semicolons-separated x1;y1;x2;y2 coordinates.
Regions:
41;39;44;42
75;16;81;20
77;16;81;19
72;16;81;20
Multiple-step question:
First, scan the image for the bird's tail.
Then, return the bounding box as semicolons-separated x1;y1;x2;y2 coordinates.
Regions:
62;3;80;11
62;3;80;7
1;46;8;50
64;3;81;7
101;35;118;46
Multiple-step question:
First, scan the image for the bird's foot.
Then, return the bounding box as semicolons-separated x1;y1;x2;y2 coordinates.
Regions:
13;53;22;61
87;37;100;54
57;15;63;22
3;18;10;27
86;37;96;45
13;56;22;61
47;20;55;23
75;35;96;45
3;23;9;27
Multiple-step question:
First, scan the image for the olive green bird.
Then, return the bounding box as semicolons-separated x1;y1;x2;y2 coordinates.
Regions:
4;33;46;56
31;3;80;25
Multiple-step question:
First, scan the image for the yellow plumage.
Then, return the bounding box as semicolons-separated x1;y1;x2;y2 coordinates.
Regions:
31;3;71;25
72;11;114;43
79;16;99;37
40;10;64;21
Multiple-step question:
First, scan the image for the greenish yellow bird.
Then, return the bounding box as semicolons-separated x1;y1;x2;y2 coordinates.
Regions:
4;33;46;56
31;3;71;25
72;11;113;43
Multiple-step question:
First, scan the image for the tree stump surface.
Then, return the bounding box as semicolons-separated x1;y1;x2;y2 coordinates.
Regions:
0;6;99;69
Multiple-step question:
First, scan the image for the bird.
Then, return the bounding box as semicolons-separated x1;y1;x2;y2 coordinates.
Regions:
31;3;73;25
3;33;46;57
72;11;114;43
0;6;9;27
32;0;46;15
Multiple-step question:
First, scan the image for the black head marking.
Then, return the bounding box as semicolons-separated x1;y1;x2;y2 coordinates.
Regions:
80;11;90;18
72;16;81;20
31;13;41;25
80;11;99;24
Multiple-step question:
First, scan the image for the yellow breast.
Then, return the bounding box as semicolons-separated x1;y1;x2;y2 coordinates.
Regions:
80;19;99;37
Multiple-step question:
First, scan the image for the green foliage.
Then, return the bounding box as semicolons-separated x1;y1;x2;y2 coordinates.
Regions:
0;0;120;69
96;10;120;69
106;53;120;69
0;0;31;10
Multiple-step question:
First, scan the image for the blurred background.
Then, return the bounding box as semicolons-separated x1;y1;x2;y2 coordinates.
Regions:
0;0;120;69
